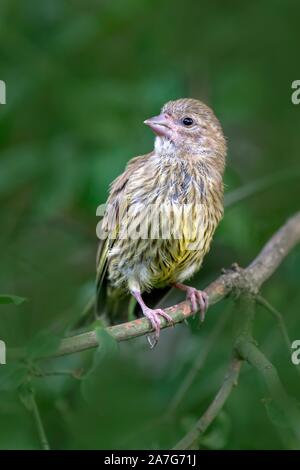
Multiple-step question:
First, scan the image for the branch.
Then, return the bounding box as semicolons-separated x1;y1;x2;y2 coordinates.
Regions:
165;307;230;418
173;356;242;450
173;292;255;449
246;213;300;287
43;211;300;358
29;392;50;450
236;338;300;445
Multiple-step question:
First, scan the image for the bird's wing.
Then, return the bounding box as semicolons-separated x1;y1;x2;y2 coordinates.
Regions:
96;153;152;313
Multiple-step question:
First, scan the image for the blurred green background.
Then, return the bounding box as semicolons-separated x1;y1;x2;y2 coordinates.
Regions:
1;0;300;450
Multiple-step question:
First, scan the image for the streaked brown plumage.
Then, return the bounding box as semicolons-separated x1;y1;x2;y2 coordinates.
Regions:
97;98;226;345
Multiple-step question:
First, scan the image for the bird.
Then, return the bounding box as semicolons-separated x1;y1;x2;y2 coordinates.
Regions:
96;98;226;346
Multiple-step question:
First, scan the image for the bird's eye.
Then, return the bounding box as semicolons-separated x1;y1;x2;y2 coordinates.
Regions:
182;117;194;127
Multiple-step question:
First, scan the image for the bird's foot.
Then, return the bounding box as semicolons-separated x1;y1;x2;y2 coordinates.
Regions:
186;287;208;321
130;289;173;348
173;283;209;322
142;307;173;348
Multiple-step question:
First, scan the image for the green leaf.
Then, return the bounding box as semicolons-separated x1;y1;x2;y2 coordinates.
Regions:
26;331;61;360
80;328;119;401
201;429;226;450
264;399;291;429
0;363;27;392
88;327;118;374
200;411;231;449
0;294;27;306
18;382;34;411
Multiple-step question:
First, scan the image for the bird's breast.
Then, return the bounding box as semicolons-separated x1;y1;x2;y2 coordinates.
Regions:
127;155;205;205
107;154;223;291
122;155;220;252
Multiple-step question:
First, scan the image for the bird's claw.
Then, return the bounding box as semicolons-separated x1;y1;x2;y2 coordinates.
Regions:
143;307;173;348
185;287;209;322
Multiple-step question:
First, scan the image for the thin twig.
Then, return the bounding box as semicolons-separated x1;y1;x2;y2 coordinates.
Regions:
257;295;291;351
258;296;300;380
224;167;300;208
173;355;242;450
33;369;83;379
29;393;50;450
173;292;256;449
236;338;300;446
165;306;230;418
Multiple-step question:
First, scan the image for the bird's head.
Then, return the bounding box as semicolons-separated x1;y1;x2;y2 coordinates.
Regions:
144;98;226;170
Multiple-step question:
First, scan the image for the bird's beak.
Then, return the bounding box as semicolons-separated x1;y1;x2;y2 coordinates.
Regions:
144;113;173;139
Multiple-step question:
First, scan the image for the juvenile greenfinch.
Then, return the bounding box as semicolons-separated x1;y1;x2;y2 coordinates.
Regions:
97;98;226;345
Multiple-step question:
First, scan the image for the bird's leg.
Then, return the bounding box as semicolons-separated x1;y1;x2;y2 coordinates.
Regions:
130;290;173;348
173;283;208;322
